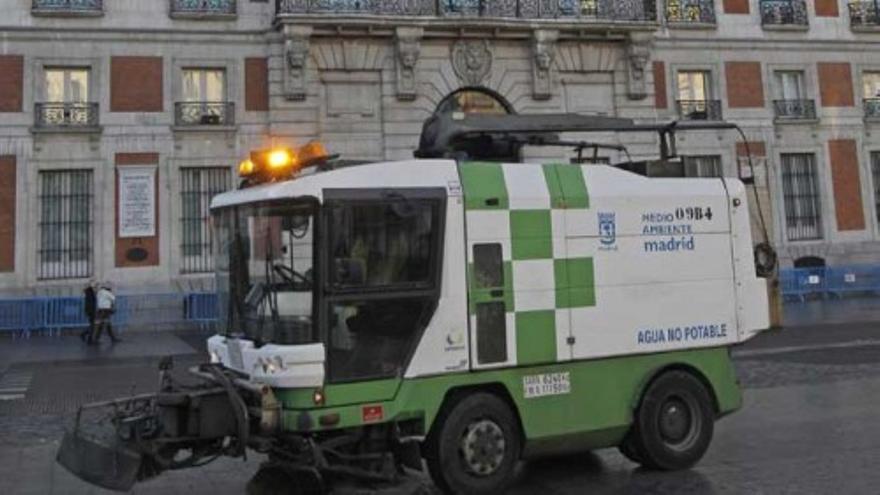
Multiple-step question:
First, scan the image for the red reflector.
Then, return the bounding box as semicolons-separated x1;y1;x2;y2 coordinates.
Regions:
362;405;384;423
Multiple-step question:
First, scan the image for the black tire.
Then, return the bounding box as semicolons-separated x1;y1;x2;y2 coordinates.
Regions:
424;392;521;495
617;432;644;465
627;370;715;471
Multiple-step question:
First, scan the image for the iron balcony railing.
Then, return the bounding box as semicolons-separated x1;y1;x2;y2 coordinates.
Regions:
32;0;103;14
34;103;99;129
865;98;880;119
665;0;716;24
276;0;658;22
175;102;235;126
677;100;723;121
849;1;880;27
760;0;809;26
170;0;237;16
774;99;817;120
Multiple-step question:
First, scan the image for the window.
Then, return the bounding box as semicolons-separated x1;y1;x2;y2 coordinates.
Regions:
45;68;89;103
177;69;230;125
324;189;445;383
863;72;880;99
473;243;503;288
476;301;508;364
781;153;823;241
182;68;225;102
676;71;720;120
435;89;511;116
181;167;231;273
677;71;711;101
775;71;805;100
684;155;723;178
38;170;93;279
327;197;441;289
871;152;880;227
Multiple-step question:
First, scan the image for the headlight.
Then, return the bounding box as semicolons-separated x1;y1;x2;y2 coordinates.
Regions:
258;356;286;374
210;350;221;364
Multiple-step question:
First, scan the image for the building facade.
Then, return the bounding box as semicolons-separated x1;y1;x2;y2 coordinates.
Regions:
0;0;878;296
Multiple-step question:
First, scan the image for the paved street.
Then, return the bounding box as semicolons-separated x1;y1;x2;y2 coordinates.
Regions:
1;302;880;495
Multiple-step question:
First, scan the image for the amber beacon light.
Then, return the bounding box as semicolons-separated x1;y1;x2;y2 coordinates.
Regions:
238;141;332;184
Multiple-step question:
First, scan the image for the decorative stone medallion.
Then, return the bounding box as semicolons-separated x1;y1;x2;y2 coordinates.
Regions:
451;40;492;87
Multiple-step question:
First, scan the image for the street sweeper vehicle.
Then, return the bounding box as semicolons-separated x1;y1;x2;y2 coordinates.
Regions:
58;113;772;495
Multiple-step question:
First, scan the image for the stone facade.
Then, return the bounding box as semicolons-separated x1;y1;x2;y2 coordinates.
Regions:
3;0;880;295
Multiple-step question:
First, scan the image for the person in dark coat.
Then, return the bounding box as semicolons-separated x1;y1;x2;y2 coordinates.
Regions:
82;281;96;344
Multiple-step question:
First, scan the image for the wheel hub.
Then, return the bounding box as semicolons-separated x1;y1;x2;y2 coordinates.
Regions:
658;396;700;451
460;419;506;477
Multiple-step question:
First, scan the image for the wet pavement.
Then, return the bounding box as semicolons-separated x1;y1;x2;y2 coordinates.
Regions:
2;301;880;494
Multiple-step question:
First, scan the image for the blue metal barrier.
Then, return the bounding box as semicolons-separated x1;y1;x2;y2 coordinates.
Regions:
825;265;880;298
0;299;43;338
184;293;219;323
44;297;89;335
780;267;827;302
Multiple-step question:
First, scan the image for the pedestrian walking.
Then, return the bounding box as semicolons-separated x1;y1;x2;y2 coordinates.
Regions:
81;280;96;344
92;283;120;344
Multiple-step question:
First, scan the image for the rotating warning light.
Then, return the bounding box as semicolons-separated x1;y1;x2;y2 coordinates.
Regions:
238;142;334;184
267;148;294;169
238;159;256;176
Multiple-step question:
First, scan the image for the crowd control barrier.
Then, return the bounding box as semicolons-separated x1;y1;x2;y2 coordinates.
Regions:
780;265;880;301
0;292;221;338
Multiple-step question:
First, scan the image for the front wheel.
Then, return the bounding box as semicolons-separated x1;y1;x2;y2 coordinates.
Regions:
625;371;715;471
423;392;521;495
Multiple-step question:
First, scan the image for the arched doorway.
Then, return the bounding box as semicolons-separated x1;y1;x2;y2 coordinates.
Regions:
435;88;513;117
794;256;826;268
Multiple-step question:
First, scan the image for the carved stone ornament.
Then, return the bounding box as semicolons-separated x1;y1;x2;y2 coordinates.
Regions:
395;27;423;101
532;30;558;101
283;26;312;101
451;40;492;87
626;33;653;100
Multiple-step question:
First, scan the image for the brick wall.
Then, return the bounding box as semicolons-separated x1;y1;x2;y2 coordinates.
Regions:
115;153;160;267
725;62;765;108
0;156;15;272
0;56;23;112
653;61;667;110
111;57;164;112
828;139;866;232
723;0;750;14
818;62;855;107
814;0;839;17
245;57;269;112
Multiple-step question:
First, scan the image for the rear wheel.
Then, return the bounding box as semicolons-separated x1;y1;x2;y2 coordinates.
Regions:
424;392;521;495
625;371;715;471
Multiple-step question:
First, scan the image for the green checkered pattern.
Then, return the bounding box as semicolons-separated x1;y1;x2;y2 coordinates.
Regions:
460;162;596;367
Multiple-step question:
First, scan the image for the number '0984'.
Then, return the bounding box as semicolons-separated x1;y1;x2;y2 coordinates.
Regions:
675;207;713;221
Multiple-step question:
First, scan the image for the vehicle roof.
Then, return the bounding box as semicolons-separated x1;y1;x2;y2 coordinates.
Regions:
210;159;459;209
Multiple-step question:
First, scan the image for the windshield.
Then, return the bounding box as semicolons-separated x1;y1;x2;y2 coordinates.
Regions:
213;200;316;345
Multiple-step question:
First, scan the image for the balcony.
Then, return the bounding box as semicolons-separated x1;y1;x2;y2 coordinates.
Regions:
665;0;716;26
174;102;235;128
33;103;100;132
32;0;103;17
849;1;880;30
170;0;237;19
760;0;809;29
275;0;659;24
864;98;880;120
773;99;817;122
677;100;723;121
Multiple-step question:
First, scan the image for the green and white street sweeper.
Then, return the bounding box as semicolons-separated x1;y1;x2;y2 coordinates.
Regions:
58;113;772;495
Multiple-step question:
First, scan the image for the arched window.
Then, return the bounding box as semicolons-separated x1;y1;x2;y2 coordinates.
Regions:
435;88;513;116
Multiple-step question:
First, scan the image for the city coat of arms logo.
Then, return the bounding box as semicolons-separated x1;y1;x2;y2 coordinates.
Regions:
599;212;617;250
